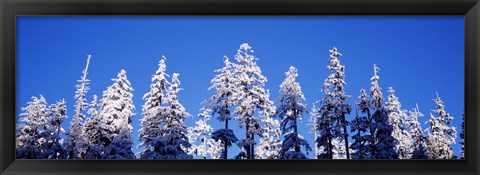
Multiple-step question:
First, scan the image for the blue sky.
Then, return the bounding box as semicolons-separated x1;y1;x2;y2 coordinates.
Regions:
16;16;464;159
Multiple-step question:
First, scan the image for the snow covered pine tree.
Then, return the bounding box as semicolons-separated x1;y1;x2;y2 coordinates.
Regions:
17;96;67;159
352;64;398;159
138;56;171;159
232;43;276;159
156;73;193;159
65;54;91;159
385;87;412;159
407;104;429;159
315;47;351;159
203;56;239;159
276;66;311;159
425;93;457;159
186;107;223;159
351;91;373;159
82;95;103;159
98;70;136;159
369;64;398;159
16;95;50;159
43;99;68;159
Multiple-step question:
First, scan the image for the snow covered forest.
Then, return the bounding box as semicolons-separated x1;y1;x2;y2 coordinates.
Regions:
16;43;463;160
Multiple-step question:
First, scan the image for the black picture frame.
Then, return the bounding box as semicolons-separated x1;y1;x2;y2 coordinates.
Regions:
1;0;478;175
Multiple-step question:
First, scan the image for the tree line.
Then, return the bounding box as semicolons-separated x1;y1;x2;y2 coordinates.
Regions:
16;43;463;159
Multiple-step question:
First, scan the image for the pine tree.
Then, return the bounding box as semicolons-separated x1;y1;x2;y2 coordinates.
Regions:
138;56;171;159
315;47;351;159
65;54;91;159
98;69;136;159
82;95;103;159
316;103;334;159
385;87;412;159
350;97;372;159
16;95;49;159
203;56;239;159
43;99;68;159
352;65;398;159
425;93;457;159
186;107;223;159
232;43;276;159
369;64;398;159
157;73;193;159
276;66;311;159
407;104;428;159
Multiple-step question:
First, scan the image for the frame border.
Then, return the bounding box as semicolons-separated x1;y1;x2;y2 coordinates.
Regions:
1;0;479;175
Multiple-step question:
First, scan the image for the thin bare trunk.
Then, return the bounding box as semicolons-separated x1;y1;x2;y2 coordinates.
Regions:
342;112;350;159
224;119;228;159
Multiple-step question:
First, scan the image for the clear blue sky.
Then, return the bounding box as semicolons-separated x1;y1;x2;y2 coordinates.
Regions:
16;16;464;159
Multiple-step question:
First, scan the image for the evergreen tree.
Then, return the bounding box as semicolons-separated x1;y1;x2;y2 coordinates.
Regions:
315;47;351;159
203;56;239;159
352;65;397;159
99;69;136;159
82;95;103;159
276;66;311;159
385;87;412;159
232;43;276;159
369;64;398;159
16;95;49;159
407;104;428;159
157;73;193;159
316;103;334;159
186;107;223;159
350;97;372;159
425;93;457;159
138;56;170;159
65;54;91;159
43;99;68;159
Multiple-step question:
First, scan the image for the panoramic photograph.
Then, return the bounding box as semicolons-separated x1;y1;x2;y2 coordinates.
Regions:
15;16;464;159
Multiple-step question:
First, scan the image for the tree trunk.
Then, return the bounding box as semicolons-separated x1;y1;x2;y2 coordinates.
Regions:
313;117;318;159
293;110;300;153
358;131;362;159
224;119;229;159
341;112;350;159
327;130;333;159
326;120;333;159
246;118;251;159
367;108;375;158
251;133;255;159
